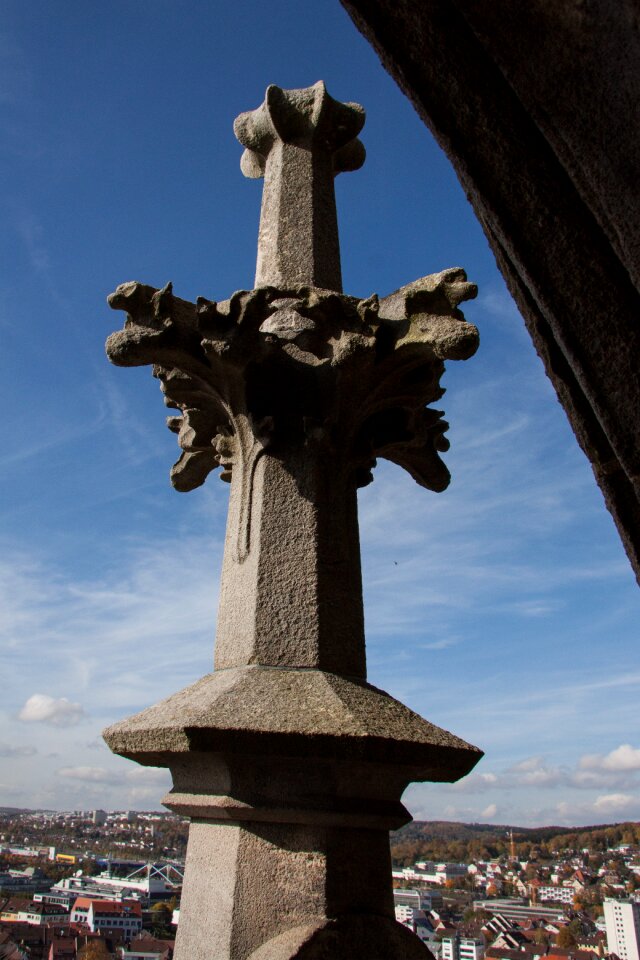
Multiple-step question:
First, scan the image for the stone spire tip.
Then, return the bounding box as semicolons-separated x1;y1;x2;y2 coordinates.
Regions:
234;80;366;179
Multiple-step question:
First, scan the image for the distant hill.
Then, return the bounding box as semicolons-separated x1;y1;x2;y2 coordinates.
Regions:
390;819;640;866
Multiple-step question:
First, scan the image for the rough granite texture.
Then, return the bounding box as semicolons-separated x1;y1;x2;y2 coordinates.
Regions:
104;83;481;959
106;274;478;678
235;82;365;292
175;823;432;960
339;0;640;584
103;665;481;776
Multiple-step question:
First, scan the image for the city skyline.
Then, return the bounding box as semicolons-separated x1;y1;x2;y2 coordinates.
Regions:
1;0;639;824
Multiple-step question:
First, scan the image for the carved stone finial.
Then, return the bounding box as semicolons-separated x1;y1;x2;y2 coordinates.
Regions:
104;82;482;960
234;82;365;291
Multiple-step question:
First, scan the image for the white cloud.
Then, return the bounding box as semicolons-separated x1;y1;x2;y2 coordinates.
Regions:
509;757;564;787
407;746;640;825
1;529;221;722
580;744;640;772
450;771;498;793
124;767;170;785
58;766;114;783
127;787;163;803
57;764;170;787
510;600;559;618
593;793;637;814
513;756;542;772
18;694;85;727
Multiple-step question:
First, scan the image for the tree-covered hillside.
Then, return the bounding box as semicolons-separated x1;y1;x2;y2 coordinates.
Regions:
390;820;640;866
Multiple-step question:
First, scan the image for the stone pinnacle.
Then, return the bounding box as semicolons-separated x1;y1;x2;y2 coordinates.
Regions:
234;81;365;291
103;81;482;960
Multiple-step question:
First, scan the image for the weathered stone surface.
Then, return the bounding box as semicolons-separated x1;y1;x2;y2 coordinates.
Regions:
103;665;481;777
235;82;365;291
248;916;433;960
104;82;481;960
174;822;431;960
339;0;640;584
106;274;478;677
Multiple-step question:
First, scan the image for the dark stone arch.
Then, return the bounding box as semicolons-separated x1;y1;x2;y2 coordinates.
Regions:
340;0;640;582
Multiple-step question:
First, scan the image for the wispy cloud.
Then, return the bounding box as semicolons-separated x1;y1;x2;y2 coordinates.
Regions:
360;375;627;648
0;742;37;758
57;765;169;786
58;766;113;783
418;638;459;651
6;205;74;313
1;528;222;721
55;763;172;811
405;744;640;826
0;414;110;470
0;505;224;808
1;269;637;815
94;367;168;469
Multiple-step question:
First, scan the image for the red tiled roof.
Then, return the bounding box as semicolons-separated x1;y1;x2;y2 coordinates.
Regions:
71;899;93;911
72;898;141;916
546;951;597;960
92;902;141;917
486;949;538;960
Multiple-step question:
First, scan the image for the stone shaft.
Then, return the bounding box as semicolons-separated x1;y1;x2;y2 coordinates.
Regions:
215;449;365;676
254;140;341;290
173;821;409;960
234;82;365;291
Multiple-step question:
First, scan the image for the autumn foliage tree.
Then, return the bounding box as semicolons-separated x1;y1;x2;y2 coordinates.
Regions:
556;920;582;949
77;939;111;960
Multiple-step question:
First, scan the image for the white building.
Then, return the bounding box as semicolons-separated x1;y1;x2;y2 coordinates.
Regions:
44;862;180;908
394;862;468;886
460;939;485;960
538;885;575;904
16;902;69;926
71;897;142;936
472;899;566;923
394;889;423;913
604;898;640;960
441;935;485;960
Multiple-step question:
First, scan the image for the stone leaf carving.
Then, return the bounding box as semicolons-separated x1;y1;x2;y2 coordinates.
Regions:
106;267;478;494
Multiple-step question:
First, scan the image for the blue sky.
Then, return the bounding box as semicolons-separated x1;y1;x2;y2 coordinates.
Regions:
1;0;638;826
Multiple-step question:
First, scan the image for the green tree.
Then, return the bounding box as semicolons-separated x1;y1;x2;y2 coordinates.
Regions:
150;902;173;936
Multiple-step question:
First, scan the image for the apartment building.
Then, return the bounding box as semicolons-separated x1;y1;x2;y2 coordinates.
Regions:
70;898;142;936
441;934;485;960
604;898;640;960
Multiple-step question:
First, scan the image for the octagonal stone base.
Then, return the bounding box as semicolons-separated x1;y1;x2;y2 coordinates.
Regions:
104;667;480;960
